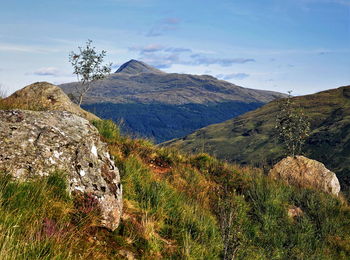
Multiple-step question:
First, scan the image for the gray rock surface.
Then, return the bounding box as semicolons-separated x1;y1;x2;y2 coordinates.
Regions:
0;110;122;230
269;155;340;196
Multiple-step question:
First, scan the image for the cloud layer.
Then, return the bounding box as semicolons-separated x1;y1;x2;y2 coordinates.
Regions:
31;67;63;76
129;44;255;69
216;73;250;80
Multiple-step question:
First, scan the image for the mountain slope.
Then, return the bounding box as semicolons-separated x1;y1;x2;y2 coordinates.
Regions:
60;60;286;142
165;85;350;194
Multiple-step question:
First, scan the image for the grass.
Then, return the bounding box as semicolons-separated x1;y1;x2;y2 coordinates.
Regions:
95;119;350;259
0;172;105;259
92;120;121;142
0;96;46;111
214;171;350;259
1;118;350;259
165;85;350;200
112;155;222;259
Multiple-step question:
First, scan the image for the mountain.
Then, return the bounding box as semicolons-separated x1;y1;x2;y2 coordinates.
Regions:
164;85;350;195
60;60;286;143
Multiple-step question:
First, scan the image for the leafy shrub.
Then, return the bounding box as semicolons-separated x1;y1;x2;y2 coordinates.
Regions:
275;91;311;156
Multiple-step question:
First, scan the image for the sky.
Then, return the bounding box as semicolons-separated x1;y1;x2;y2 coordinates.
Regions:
0;0;349;96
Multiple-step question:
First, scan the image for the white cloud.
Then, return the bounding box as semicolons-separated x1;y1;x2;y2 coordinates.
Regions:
129;44;255;69
31;67;63;77
216;73;250;80
0;43;58;53
129;44;165;53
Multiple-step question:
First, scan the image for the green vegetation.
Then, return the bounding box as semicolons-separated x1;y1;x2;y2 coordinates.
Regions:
97;120;350;259
1;118;350;259
0;172;107;259
166;85;350;198
92;119;121;142
275;91;310;156
215;171;350;259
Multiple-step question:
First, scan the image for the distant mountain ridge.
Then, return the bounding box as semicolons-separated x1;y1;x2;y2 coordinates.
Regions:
164;85;350;195
61;60;284;105
60;60;286;142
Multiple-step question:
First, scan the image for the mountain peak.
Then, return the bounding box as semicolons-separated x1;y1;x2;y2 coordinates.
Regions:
115;60;163;74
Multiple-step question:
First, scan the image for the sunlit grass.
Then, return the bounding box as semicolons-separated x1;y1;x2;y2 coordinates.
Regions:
1;118;350;259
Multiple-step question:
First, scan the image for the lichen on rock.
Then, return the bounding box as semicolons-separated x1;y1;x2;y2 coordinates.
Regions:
0;109;122;230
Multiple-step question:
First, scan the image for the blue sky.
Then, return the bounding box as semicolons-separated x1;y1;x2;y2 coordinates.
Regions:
0;0;349;95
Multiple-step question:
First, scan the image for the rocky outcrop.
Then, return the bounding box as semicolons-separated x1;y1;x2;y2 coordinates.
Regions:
1;82;99;121
0;110;122;230
269;156;340;196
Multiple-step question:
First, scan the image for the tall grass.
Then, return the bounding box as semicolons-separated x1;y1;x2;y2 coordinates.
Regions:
0;97;46;111
213;170;350;259
97;119;350;259
0;172;74;259
92;120;121;142
114;155;223;259
0;172;117;259
1;118;350;259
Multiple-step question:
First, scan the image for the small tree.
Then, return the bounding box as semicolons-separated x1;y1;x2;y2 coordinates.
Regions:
69;39;112;106
275;91;310;157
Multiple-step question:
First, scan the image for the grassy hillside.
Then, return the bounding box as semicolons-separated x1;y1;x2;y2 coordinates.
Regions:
1;110;350;258
165;85;350;195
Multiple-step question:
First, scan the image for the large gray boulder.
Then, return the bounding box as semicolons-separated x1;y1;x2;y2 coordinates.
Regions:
0;110;122;230
269;156;340;196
